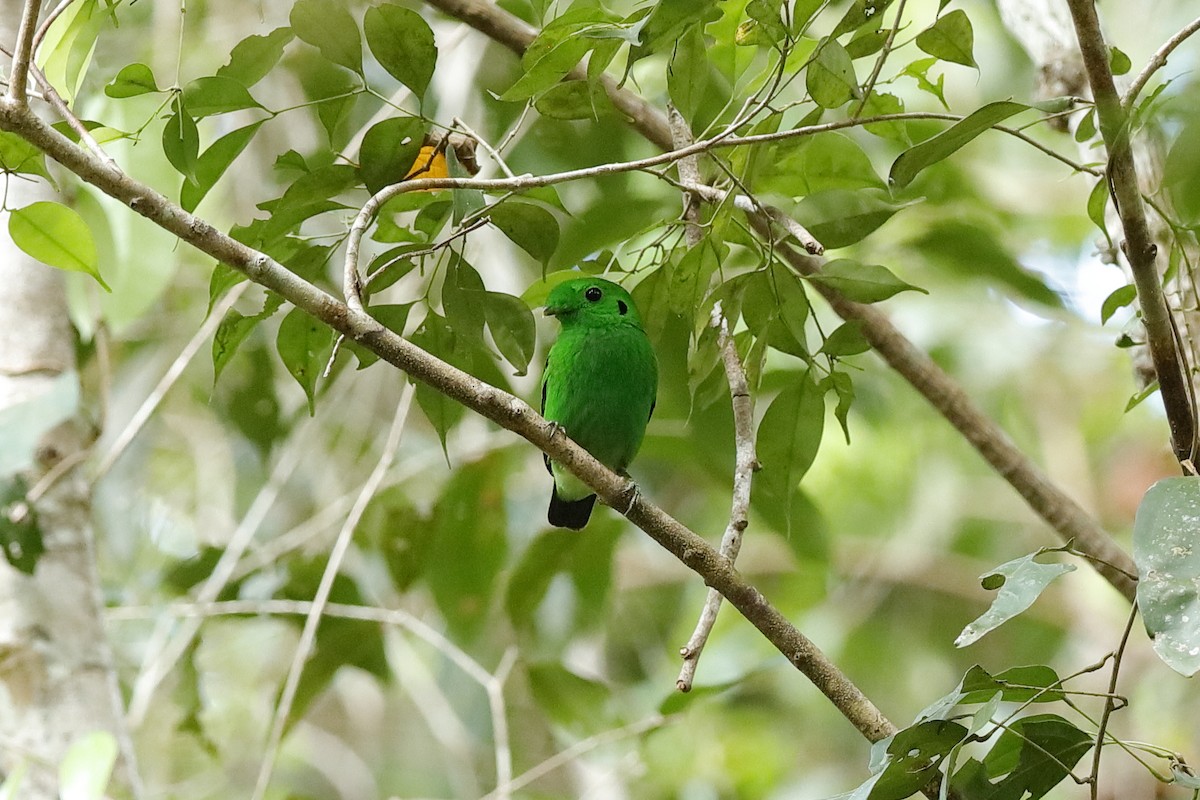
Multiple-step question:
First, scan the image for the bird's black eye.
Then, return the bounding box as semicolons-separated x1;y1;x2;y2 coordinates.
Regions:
617;300;628;315
585;286;603;302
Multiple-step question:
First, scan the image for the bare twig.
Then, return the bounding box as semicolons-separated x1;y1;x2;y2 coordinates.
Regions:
678;309;759;692
668;104;703;248
747;219;1140;602
452;116;515;178
1088;602;1139;800
91;282;249;482
853;0;910;117
1066;0;1195;462
7;0;42;106
31;0;73;51
252;385;414;800
1122;14;1200;108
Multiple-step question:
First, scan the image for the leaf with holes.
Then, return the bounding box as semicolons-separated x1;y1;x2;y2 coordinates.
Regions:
0;475;43;575
359;117;427;195
1135;476;1200;676
955;553;1075;647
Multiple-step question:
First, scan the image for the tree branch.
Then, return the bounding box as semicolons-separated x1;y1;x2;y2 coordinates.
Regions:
744;216;1139;602
1122;13;1200;108
6;0;41;106
1066;0;1195;462
0;98;898;746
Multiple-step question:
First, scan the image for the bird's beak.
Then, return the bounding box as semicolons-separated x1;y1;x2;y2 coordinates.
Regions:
543;304;565;318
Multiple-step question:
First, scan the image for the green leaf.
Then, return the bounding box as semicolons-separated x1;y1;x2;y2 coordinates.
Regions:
276;307;334;414
0;475;44;575
181;76;264;117
820;320;870;356
162;94;200;183
754;372;824;535
795;189;906;249
410;313;465;453
668;26;709;119
1109;45;1131;76
954;553;1075;647
1074;106;1096;142
871;720;969;800
534;80;616;120
488;200;559;264
527;662;612;734
901;57;948;108
427;454;509;640
830;0;895;37
212;292;284;384
959;664;1065;704
628;0;720;67
1086;177;1113;248
182;121;265;212
104;62;160;97
58;732;117;800
9;201;108;291
861;91;910;143
359;116;426;195
505;529;578;629
357;486;433;591
966;715;1092;800
364;4;437;98
500;36;592;102
217;27;294;87
1164;119;1200;224
845;27;889;59
761;133;884;196
910;220;1063;307
889;101;1029;189
484;292;536;375
915;9;976;68
1134;476;1200;676
1100;283;1137;324
290;0;363;74
0;130;52;179
806;38;857;108
808;259;925;303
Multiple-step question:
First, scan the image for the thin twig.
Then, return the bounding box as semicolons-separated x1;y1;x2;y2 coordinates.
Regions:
91;282;249;483
1088;602;1140;800
31;0;75;51
678;309;758;692
1066;0;1195;462
251;384;414;800
1122;14;1200;108
853;0;910;117
667;104;704;248
7;0;43;106
452;116;515;178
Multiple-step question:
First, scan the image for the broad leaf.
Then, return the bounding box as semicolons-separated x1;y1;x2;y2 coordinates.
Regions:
290;0;363;74
915;10;977;68
181;76;264;117
276;306;334;414
807;38;857;109
889;101;1029;189
359;116;427;195
364;4;437;98
104;62;159;97
955;553;1075;647
9;201;108;290
182;121;265;212
807;259;925;303
1134;476;1200;676
217;27;295;87
488;200;559;264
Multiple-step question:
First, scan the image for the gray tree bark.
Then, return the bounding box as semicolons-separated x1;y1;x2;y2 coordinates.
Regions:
0;1;138;795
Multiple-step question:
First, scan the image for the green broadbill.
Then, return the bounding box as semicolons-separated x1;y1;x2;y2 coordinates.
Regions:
540;278;658;529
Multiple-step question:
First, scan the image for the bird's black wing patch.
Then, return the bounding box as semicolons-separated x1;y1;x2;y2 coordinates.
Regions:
541;361;553;474
648;400;656;422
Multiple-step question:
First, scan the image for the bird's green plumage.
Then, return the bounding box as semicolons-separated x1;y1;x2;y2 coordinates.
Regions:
540;278;658;529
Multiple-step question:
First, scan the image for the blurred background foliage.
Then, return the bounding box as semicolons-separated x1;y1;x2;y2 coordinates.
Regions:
13;0;1200;796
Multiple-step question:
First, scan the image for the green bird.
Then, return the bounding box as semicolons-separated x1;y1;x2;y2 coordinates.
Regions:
540;277;658;529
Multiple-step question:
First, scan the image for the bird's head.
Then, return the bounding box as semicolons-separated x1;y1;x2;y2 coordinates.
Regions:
543;277;643;327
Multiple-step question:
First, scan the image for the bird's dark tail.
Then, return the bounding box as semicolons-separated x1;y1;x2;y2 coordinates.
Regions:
548;489;597;530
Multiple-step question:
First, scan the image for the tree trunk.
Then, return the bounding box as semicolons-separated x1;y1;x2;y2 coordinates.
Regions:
0;2;137;795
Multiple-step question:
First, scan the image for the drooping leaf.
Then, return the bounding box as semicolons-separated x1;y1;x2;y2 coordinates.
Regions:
959;664;1065;704
345;304;412;369
162;94;200;183
1100;283;1137;324
807;259;926;303
290;0;363;74
0;131;52;180
870;720;969;800
484;292;537;375
276;306;334;414
961;714;1092;800
795;189;907;249
753;372;824;535
410;312;465;453
535;80;616;120
820;320;871;356
489;200;560;264
955;553;1075;647
889;101;1029;189
9;201;108;291
364;4;437;98
915;9;977;68
1134;476;1200;676
806;38;857;109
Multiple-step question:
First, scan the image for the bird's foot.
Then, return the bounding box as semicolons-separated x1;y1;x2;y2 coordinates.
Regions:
620;478;640;515
546;420;566;440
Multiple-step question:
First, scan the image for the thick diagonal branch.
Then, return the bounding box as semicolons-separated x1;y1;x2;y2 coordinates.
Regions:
1066;0;1194;462
0;98;898;747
